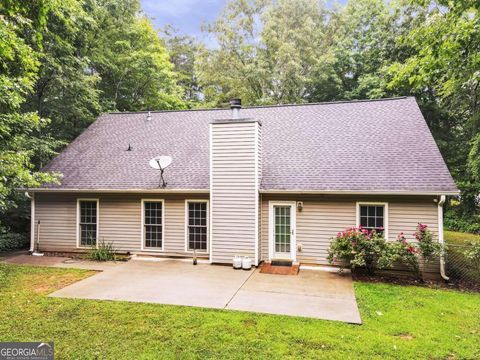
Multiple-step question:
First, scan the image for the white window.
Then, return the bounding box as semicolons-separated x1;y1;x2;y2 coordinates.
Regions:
77;199;99;248
356;202;389;239
141;200;164;250
185;200;208;252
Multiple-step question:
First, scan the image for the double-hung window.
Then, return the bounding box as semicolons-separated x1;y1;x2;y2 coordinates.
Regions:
142;200;164;250
357;202;388;237
78;199;98;247
186;201;208;252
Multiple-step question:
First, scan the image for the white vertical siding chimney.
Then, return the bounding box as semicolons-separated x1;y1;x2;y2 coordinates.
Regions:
209;99;262;265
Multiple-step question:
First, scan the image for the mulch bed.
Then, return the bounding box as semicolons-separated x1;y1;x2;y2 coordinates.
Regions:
352;272;480;293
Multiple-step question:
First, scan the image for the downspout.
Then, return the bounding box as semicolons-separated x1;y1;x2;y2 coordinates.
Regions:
438;195;449;281
25;192;35;252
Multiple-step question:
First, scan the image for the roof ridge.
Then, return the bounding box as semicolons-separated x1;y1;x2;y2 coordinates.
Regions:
106;96;411;115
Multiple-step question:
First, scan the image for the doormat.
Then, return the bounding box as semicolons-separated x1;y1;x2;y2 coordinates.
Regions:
260;262;299;275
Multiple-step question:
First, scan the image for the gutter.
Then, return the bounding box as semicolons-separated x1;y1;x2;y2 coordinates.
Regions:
23;188;460;196
25;192;35;252
24;188;209;194
259;189;460;196
438;195;449;281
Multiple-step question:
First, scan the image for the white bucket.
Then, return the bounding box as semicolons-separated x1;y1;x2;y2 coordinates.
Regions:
242;256;252;270
233;256;243;269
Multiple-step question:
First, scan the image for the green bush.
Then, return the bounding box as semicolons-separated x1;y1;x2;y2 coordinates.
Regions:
444;209;480;234
327;227;396;275
0;227;28;251
87;239;117;261
393;224;442;279
394;233;421;278
329;224;444;279
415;223;442;262
463;241;480;277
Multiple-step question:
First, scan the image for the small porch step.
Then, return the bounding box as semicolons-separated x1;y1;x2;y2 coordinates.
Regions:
260;261;300;275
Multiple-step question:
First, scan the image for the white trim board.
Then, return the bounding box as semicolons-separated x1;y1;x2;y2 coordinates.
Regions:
29;193;35;252
268;201;297;262
355;201;389;240
184;199;209;254
140;199;165;252
26;189;458;196
28;188;209;194
260;190;459;196
76;198;99;249
208;123;213;264
254;121;260;266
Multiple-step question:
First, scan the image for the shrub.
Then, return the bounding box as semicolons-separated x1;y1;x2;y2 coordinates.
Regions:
392;225;443;279
394;233;421;278
87;239;117;261
0;228;28;251
328;227;396;275
463;240;480;277
444;209;480;234
414;223;442;262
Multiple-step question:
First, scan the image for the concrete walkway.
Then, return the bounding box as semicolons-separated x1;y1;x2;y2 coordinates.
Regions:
2;254;361;323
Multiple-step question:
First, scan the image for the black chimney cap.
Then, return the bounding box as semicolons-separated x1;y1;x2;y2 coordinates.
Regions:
230;98;241;109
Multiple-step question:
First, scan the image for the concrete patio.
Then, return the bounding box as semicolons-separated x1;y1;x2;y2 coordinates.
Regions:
2;254;361;323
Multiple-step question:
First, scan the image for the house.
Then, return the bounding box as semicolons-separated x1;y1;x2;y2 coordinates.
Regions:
28;97;458;272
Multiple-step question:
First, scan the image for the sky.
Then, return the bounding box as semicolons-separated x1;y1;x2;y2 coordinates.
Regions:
140;0;347;41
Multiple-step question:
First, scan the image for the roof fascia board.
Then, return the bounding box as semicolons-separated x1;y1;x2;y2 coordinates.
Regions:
26;188;209;194
24;188;459;196
259;189;460;196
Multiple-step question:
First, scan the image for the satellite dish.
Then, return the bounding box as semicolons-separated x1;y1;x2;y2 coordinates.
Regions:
149;156;172;170
149;156;172;188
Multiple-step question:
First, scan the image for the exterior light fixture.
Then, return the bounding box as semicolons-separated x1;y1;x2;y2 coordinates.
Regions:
297;201;304;212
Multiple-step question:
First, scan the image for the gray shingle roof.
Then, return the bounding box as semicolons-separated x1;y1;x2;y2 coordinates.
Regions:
41;97;458;193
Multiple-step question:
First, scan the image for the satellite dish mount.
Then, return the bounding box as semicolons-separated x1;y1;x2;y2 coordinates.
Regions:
149;156;172;188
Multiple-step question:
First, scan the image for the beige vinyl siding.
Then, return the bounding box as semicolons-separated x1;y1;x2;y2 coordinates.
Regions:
210;121;260;264
34;194;77;251
34;193;208;256
99;196;141;251
389;201;438;240
260;195;439;271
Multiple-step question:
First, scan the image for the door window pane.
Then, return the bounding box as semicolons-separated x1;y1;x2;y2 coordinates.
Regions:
275;206;291;253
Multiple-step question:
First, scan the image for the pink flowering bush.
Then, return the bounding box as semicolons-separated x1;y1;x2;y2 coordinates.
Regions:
394;232;421;277
327;227;396;275
393;224;442;278
415;223;442;261
329;223;443;279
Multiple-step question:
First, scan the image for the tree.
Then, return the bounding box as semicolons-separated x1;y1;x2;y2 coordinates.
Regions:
196;0;341;106
196;0;267;106
162;26;202;105
260;0;337;103
388;0;480;219
24;0;101;140
0;0;60;211
90;0;184;112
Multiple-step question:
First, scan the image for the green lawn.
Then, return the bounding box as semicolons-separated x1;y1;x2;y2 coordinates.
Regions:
0;264;479;359
445;230;480;245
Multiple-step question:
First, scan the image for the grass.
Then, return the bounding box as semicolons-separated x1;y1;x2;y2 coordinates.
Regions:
0;264;479;359
444;230;480;284
445;230;480;245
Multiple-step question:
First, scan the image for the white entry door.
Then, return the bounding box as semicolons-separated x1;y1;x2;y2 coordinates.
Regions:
269;202;296;261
